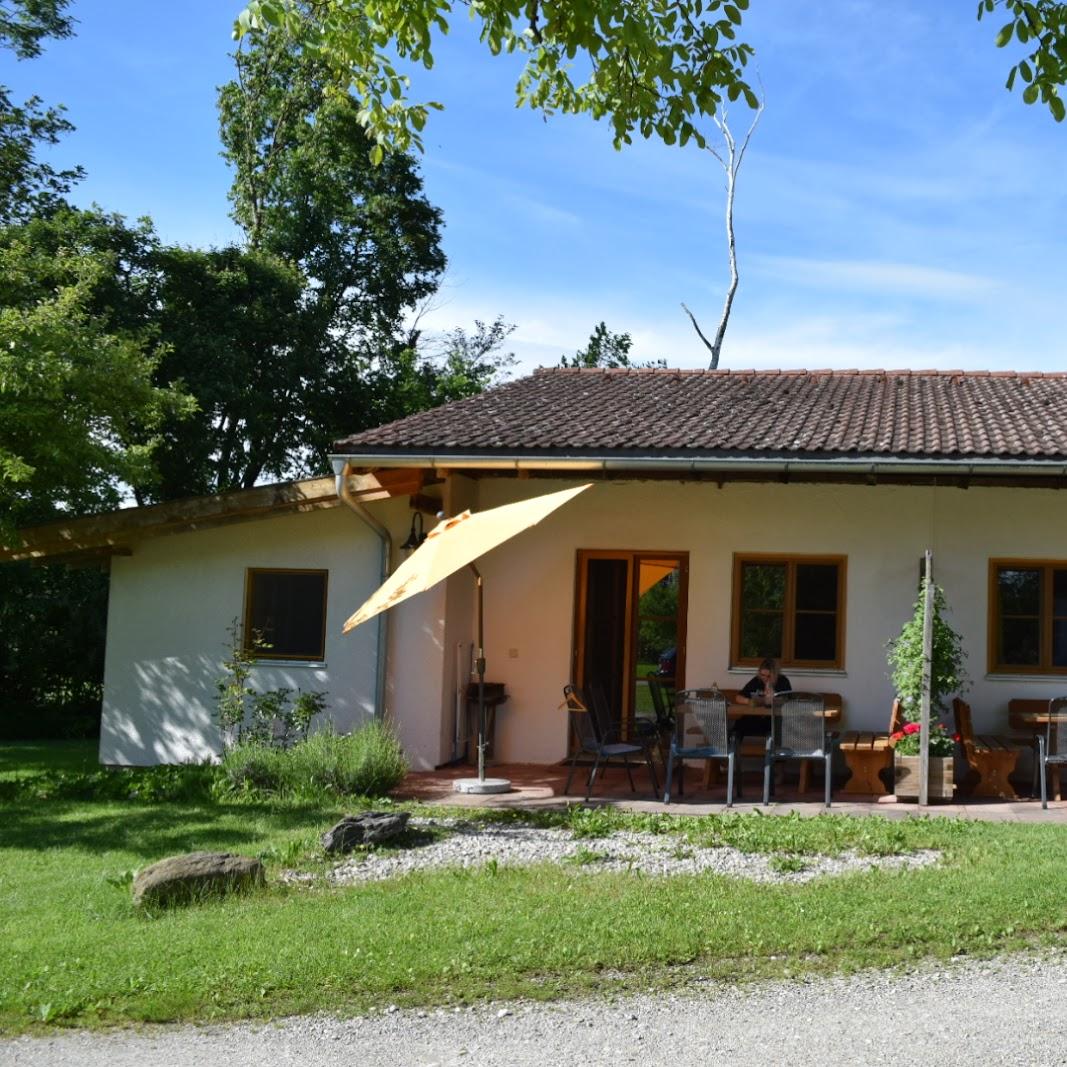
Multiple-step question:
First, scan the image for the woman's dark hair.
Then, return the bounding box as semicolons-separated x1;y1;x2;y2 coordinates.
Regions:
759;657;779;675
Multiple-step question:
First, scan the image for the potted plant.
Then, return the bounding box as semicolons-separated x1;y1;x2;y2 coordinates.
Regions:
885;578;968;800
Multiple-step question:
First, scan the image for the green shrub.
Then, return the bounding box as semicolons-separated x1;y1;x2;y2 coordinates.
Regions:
216;723;408;799
216;740;288;796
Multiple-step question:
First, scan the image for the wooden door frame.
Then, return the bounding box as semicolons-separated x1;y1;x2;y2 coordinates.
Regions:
572;549;689;726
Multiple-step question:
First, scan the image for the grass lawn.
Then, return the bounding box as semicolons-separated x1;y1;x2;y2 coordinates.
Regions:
2;744;1067;1035
0;739;100;780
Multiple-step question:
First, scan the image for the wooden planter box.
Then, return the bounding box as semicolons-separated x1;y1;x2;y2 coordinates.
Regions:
894;754;955;800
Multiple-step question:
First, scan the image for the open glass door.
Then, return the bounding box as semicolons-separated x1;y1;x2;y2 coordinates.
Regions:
574;550;688;740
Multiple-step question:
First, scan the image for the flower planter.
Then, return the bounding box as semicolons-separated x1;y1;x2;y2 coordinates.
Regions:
894;754;955;800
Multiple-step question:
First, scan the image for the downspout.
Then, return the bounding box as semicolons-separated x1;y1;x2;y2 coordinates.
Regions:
335;460;390;722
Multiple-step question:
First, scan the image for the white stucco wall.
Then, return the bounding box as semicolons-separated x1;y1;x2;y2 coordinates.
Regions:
385;477;1067;766
100;474;1067;772
100;505;382;766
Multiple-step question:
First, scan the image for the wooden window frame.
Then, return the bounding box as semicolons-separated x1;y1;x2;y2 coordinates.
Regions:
987;558;1067;675
730;553;847;670
243;567;329;662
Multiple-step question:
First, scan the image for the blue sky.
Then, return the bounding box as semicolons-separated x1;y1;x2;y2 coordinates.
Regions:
8;1;1067;374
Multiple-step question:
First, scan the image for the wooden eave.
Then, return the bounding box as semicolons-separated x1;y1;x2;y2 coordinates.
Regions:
0;470;437;564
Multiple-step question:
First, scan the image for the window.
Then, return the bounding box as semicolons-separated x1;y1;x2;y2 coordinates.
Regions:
244;569;328;661
730;555;846;669
989;560;1067;674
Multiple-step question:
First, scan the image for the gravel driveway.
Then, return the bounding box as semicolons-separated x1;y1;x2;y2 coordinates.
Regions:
5;953;1066;1067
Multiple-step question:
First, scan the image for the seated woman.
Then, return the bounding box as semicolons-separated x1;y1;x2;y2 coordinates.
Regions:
733;657;792;741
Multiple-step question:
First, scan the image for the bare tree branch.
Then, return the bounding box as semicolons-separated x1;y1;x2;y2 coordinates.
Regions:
683;89;764;370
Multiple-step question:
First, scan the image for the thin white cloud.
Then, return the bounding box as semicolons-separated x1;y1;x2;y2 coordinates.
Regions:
752;256;1000;300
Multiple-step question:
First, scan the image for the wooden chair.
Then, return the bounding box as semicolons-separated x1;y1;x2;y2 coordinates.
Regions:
839;698;902;796
952;697;1023;799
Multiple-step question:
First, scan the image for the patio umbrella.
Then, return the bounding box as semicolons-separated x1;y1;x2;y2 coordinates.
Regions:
342;483;592;787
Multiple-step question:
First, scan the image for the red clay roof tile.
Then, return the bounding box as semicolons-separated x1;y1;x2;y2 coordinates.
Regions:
332;368;1067;461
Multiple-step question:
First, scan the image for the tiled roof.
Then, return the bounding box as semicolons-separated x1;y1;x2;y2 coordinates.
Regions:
333;368;1067;461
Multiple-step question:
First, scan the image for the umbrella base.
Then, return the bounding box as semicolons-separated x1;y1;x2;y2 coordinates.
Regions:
453;777;511;795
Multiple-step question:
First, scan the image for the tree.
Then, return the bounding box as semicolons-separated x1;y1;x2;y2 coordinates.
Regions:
0;0;84;223
980;0;1067;122
680;99;763;370
0;214;191;531
238;1;1067;151
218;23;446;340
236;0;757;157
560;321;665;369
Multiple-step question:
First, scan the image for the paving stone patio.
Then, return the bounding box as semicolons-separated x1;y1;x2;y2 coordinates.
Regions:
399;761;1067;822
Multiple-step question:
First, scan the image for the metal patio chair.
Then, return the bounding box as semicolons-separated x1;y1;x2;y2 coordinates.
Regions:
1036;696;1067;809
562;684;659;801
763;691;835;809
664;687;738;805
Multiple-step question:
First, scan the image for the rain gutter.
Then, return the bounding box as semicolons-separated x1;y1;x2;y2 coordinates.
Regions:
328;451;1067;479
334;459;390;722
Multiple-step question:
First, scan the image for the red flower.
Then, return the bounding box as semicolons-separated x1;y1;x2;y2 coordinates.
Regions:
889;731;905;743
903;722;921;735
952;732;961;742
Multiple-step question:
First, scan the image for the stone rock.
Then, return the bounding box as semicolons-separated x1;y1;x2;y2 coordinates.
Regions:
133;851;265;908
321;811;410;854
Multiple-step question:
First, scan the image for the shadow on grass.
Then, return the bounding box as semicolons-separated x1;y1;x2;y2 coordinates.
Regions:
0;798;343;859
0;740;99;780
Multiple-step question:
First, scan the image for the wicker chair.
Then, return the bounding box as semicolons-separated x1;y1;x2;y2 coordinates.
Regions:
664;688;738;805
562;684;659;801
762;691;835;809
1036;697;1067;809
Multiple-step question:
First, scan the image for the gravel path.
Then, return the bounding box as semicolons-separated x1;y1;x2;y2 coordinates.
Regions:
5;953;1066;1066
316;820;941;885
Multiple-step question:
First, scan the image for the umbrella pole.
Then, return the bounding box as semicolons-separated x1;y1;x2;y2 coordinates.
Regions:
470;563;487;782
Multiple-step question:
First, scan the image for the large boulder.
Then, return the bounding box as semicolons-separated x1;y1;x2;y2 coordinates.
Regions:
133;851;265;908
321;811;410;854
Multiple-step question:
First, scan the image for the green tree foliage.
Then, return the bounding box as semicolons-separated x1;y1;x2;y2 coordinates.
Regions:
238;1;1067;146
210;22;511;487
0;562;107;739
219;22;445;337
886;579;969;719
0;0;84;223
979;0;1067;121
0;214;192;527
560;321;665;369
236;0;757;157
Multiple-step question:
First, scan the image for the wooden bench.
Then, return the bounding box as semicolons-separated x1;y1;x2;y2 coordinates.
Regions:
953;698;1023;799
838;699;902;796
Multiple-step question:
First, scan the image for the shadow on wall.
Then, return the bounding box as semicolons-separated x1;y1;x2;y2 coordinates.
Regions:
104;654;374;767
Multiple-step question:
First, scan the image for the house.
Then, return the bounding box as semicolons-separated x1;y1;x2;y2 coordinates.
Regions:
8;366;1067;769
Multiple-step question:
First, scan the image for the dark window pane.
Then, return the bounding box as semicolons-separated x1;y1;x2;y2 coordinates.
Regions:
794;612;837;662
741;563;786;610
998;568;1041;616
999;617;1040;667
1055;570;1067;617
247;570;328;659
795;564;838;612
740;611;783;661
1054;620;1067;667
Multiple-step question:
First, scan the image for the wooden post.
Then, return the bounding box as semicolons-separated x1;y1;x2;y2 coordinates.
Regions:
919;550;934;807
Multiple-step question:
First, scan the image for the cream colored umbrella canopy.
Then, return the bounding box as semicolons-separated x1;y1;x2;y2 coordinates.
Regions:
342;483;592;782
342;483;591;633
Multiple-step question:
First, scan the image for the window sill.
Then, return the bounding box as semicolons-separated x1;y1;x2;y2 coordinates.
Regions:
252;659;326;669
727;666;847;677
984;672;1067;682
